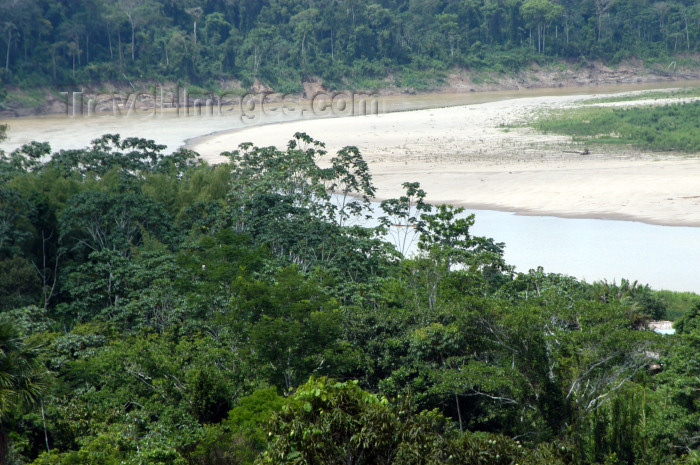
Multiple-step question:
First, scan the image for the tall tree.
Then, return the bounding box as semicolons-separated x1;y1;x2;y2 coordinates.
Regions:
118;0;157;63
594;0;617;41
521;0;563;53
0;321;45;463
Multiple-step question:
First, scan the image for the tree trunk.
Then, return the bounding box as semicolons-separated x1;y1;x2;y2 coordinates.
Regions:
455;392;463;432
41;400;50;453
118;28;124;72
131;23;135;61
301;30;307;70
0;428;8;465
253;45;260;77
5;28;11;70
108;30;113;62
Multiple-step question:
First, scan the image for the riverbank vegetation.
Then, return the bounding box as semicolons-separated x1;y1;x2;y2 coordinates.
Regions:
2;129;700;464
579;87;700;104
2;0;700;103
529;99;700;152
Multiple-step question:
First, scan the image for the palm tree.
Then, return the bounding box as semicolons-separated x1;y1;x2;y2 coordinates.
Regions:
0;321;45;463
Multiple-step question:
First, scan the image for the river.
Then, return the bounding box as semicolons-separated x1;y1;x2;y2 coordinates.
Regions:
355;200;700;293
4;79;700;154
2;81;700;293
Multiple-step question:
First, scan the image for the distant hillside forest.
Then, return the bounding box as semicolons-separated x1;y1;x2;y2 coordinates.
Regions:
1;0;700;92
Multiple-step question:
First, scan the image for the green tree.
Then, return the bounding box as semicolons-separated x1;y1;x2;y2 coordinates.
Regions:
0;188;34;257
59;189;176;256
674;301;700;334
261;377;568;465
380;182;431;257
0;256;41;310
322;145;375;228
521;0;563;53
236;267;344;390
223;133;380;271
0;320;45;463
192;387;285;465
260;377;450;465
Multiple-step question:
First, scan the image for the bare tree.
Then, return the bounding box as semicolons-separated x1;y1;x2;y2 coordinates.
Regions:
654;2;670;47
119;0;153;62
186;7;204;49
2;22;14;70
0;0;19;71
594;0;616;41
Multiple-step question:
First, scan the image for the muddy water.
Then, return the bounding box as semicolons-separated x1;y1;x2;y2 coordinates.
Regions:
4;79;700;154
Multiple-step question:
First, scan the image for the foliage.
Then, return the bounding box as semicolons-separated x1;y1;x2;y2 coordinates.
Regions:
0;321;45;421
191;387;285;465
259;377;446;465
0;319;46;463
579;88;700;105
261;377;569;465
592;279;669;321
674;301;700;335
2;0;700;94
530;101;700;153
656;290;700;321
0;132;695;465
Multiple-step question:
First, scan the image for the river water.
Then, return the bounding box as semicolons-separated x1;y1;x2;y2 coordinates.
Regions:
2;81;700;293
466;209;699;293
360;201;700;293
4;79;700;154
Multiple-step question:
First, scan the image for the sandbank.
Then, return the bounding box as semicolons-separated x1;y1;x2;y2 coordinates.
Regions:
191;94;700;227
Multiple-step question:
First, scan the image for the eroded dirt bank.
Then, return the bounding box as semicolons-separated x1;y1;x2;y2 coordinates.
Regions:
1;60;698;118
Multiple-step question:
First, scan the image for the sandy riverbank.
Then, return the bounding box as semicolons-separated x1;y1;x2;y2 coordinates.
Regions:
191;93;700;227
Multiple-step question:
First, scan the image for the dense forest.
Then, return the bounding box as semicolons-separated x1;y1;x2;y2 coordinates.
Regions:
2;121;700;464
3;1;700;463
1;0;700;95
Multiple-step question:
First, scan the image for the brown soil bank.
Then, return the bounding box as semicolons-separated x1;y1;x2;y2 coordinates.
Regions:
437;60;700;94
1;60;698;118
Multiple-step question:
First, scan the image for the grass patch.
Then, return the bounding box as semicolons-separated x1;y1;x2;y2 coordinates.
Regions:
656;290;700;321
6;87;46;109
579;87;700;104
470;71;501;85
529;101;700;153
393;69;446;90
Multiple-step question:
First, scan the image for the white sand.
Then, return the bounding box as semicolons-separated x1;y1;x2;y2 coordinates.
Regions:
4;90;699;227
191;95;700;227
